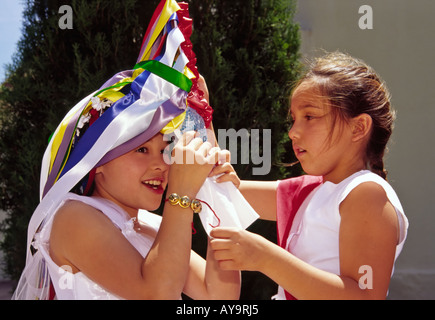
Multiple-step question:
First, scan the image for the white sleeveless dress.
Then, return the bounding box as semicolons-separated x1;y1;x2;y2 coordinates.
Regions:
34;193;162;300
14;178;258;300
274;170;409;299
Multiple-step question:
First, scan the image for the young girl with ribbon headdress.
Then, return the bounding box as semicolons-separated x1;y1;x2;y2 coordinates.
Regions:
210;52;409;300
12;0;258;300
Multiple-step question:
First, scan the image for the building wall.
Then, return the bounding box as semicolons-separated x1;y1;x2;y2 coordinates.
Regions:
294;0;435;299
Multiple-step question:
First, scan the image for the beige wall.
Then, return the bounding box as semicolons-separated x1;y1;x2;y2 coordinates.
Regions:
295;0;435;299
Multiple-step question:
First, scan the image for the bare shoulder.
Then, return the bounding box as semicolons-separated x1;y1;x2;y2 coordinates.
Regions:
52;199;115;233
340;181;399;241
341;181;391;212
50;199;121;271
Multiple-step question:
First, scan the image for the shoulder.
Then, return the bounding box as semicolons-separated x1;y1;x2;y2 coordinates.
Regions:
53;199;114;231
344;180;388;201
339;181;399;242
51;199;125;247
338;171;397;212
50;200;121;259
340;180;392;216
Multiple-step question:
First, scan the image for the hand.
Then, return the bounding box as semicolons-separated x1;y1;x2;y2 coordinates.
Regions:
167;131;222;197
208;158;241;189
209;227;270;272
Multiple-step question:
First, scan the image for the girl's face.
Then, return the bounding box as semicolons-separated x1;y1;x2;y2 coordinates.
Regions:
93;133;170;217
288;81;357;183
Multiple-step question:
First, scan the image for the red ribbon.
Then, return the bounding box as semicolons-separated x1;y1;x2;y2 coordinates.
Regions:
177;2;214;128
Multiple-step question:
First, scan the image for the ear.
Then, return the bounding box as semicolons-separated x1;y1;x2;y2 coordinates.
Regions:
351;113;372;142
95;165;103;174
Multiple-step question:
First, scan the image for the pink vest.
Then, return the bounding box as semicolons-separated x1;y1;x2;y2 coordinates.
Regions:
276;175;323;300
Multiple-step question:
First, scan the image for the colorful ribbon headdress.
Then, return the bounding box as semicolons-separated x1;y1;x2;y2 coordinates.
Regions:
40;0;212;200
13;0;213;300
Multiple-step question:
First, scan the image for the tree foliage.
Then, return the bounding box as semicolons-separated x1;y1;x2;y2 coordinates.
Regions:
189;0;301;180
0;0;301;299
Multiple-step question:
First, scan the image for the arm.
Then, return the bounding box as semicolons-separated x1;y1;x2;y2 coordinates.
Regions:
239;180;278;221
210;181;399;300
183;239;240;300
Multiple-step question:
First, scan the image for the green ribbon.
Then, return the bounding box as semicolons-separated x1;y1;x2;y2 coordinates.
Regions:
134;60;192;92
93;60;192;99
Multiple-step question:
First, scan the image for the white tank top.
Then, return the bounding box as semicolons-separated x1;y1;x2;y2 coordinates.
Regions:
35;193;162;300
274;170;408;299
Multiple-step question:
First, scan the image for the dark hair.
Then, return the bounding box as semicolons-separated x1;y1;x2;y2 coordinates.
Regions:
296;52;394;179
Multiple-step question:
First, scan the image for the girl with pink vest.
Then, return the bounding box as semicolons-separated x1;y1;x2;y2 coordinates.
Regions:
210;52;408;300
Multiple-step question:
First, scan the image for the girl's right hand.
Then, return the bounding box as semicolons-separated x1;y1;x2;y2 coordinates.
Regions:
166;131;222;197
208;160;241;189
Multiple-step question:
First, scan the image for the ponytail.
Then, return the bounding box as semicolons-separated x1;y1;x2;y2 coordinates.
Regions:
368;155;388;180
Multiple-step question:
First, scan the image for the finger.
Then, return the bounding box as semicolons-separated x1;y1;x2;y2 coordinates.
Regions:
194;142;214;165
216;172;240;188
209;238;233;250
208;166;223;178
209;162;233;176
182;131;196;146
210;227;238;239
205;146;221;166
217;149;231;165
213;249;234;262
204;146;222;165
196;141;213;157
188;137;204;151
209;163;239;185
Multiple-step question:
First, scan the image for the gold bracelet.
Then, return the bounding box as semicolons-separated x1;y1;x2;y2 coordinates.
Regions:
166;193;202;214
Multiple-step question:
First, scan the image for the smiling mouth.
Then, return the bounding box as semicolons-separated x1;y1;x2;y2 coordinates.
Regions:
142;179;164;192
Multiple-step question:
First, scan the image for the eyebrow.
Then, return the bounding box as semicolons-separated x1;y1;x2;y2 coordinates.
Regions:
300;103;322;109
290;103;322;114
